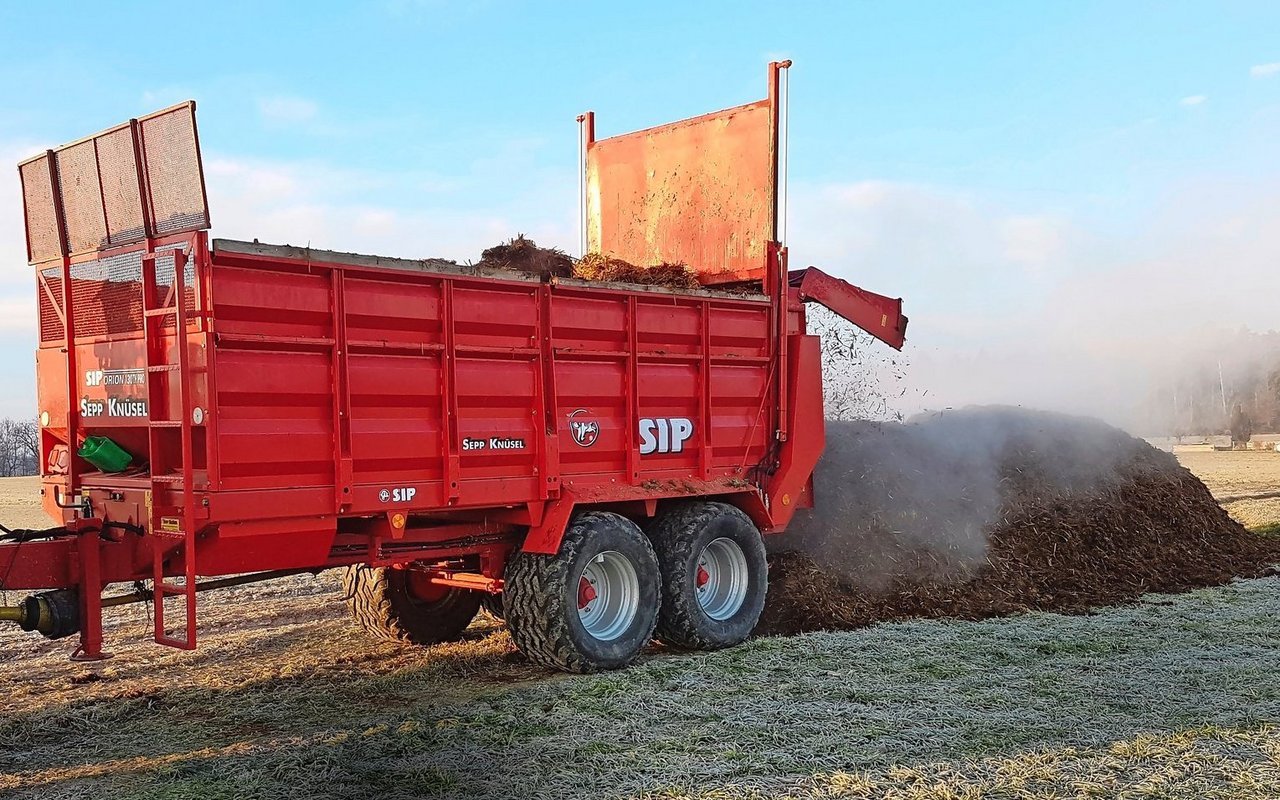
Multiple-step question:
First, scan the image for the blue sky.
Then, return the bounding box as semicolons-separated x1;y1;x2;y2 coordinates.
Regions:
2;1;1279;426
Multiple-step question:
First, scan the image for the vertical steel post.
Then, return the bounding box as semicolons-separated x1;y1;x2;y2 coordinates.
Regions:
71;531;106;661
577;112;595;258
768;61;792;443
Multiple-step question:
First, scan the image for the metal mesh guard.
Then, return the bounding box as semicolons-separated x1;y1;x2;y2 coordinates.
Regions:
20;157;61;264
141;106;208;236
18;101;209;264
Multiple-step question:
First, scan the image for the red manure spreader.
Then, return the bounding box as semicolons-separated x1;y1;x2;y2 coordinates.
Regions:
0;63;906;672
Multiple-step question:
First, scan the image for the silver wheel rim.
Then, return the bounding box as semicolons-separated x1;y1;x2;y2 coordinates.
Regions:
696;537;750;621
577;550;640;641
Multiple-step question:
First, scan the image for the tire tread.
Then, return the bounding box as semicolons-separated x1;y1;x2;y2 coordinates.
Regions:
649;501;766;650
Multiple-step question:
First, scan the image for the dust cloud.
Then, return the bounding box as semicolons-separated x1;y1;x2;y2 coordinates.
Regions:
777;406;1148;590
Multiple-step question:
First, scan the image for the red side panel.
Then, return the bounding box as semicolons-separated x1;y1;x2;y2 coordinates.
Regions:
204;248;779;525
764;333;825;531
210;263;335;490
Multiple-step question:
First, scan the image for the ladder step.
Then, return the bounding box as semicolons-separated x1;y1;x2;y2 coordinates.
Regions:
151;474;185;484
155;582;188;597
155;634;196;650
150;420;183;428
147;364;180;373
144;307;178;318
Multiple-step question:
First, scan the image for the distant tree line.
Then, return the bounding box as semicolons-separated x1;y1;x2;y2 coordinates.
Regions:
0;418;38;477
1142;329;1280;438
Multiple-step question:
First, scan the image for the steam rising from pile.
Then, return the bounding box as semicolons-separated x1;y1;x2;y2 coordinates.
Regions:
759;406;1280;635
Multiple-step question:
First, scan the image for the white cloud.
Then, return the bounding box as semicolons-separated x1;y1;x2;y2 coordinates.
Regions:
788;175;1280;431
1180;95;1207;107
256;95;320;125
0;297;35;333
0;140;48;321
0;140;45;416
1000;215;1069;272
1251;62;1280;78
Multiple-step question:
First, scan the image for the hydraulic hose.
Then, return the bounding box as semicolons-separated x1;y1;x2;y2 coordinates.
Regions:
0;525;71;543
0;521;141;543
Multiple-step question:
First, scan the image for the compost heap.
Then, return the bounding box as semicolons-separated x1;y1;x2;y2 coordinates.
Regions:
757;406;1280;635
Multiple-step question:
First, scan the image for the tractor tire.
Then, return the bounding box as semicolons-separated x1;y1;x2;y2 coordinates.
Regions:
341;564;482;646
647;501;768;651
481;592;504;621
505;511;660;673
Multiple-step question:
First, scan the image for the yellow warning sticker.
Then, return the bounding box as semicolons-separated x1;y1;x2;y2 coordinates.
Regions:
160;517;181;533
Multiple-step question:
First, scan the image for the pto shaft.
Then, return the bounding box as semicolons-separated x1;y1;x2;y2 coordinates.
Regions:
0;590;80;639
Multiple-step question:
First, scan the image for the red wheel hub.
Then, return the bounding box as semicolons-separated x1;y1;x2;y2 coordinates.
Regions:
406;570;451;604
696;564;710;589
577;576;598;609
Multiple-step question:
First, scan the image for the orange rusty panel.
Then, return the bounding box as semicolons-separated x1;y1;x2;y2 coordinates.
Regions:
586;99;775;280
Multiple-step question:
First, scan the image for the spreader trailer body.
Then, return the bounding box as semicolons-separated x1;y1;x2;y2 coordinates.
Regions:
1;62;907;672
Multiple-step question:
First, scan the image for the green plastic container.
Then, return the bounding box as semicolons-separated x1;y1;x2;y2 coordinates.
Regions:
78;436;133;473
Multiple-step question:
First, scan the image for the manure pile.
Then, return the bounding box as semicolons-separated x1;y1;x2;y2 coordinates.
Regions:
758;407;1280;635
475;234;573;278
474;236;700;288
574;253;700;288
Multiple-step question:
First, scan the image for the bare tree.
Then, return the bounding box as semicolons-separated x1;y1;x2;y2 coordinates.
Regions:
13;420;37;465
0;418;39;477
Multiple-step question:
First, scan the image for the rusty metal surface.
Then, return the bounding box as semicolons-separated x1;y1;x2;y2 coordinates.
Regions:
19;157;61;264
140;105;209;235
96;125;146;246
56;139;108;254
17;101;209;264
586;98;775;281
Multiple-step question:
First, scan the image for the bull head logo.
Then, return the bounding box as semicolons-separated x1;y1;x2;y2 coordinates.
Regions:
568;409;600;448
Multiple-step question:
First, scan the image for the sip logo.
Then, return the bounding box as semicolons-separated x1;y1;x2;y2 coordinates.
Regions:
568;408;600;448
378;487;417;503
639;417;694;455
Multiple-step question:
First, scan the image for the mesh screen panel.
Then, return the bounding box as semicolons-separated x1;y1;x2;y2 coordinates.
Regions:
36;247;200;342
38;267;64;342
152;247;198;329
96;126;146;246
20;157;62;263
67;251;145;338
141;107;208;235
57;140;109;254
17;102;208;265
